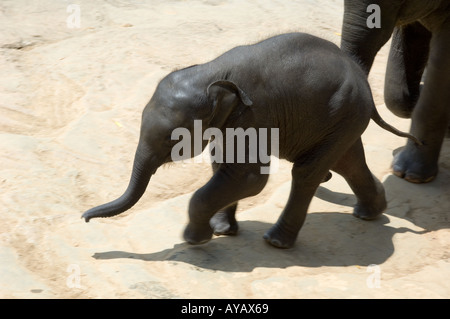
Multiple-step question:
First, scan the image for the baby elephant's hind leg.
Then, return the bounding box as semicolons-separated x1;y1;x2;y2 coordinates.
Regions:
331;138;387;220
264;145;340;248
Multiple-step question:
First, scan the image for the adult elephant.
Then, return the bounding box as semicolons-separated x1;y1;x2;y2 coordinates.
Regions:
341;0;450;183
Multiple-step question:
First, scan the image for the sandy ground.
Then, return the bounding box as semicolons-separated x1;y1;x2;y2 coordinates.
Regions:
0;0;449;299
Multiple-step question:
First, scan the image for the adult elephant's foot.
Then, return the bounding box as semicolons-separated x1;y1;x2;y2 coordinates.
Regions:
210;211;238;236
183;222;213;245
392;144;438;183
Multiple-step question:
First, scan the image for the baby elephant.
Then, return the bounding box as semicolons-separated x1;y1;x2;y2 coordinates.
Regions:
82;32;421;248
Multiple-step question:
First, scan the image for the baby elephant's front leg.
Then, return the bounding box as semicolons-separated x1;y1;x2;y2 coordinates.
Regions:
210;204;238;236
184;163;268;245
183;187;216;245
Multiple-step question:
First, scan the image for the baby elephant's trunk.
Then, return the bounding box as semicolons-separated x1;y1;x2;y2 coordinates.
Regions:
371;108;423;146
82;143;158;222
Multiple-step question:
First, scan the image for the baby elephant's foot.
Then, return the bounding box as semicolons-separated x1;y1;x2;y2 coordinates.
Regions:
263;223;298;249
210;211;238;236
352;186;386;220
183;222;213;245
353;202;386;220
392;145;437;183
353;178;387;220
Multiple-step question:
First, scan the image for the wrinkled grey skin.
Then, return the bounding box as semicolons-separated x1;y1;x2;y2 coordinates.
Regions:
83;33;420;248
341;0;450;183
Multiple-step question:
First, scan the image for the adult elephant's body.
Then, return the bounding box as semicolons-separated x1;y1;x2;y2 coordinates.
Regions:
341;0;450;183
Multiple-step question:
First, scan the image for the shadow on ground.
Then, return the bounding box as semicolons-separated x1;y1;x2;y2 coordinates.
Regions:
92;148;449;272
93;211;425;272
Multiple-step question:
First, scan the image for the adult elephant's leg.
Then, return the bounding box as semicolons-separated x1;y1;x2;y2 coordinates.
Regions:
384;22;431;118
341;0;400;74
184;162;269;245
392;26;450;183
331;138;386;220
209;161;238;236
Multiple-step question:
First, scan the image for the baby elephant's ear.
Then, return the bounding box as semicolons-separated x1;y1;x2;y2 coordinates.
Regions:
207;80;253;107
206;80;253;127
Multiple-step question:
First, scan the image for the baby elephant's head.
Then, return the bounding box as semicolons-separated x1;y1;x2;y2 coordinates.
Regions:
82;68;252;222
140;70;253;165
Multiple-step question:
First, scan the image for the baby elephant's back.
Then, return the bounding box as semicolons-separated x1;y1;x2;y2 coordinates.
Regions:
232;33;374;157
241;33;372;117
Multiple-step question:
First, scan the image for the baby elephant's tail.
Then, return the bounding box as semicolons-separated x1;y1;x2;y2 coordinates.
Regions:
371;108;423;146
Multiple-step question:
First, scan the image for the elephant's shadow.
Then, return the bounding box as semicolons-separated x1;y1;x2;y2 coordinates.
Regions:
316;159;450;235
93;164;448;272
93;213;422;273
